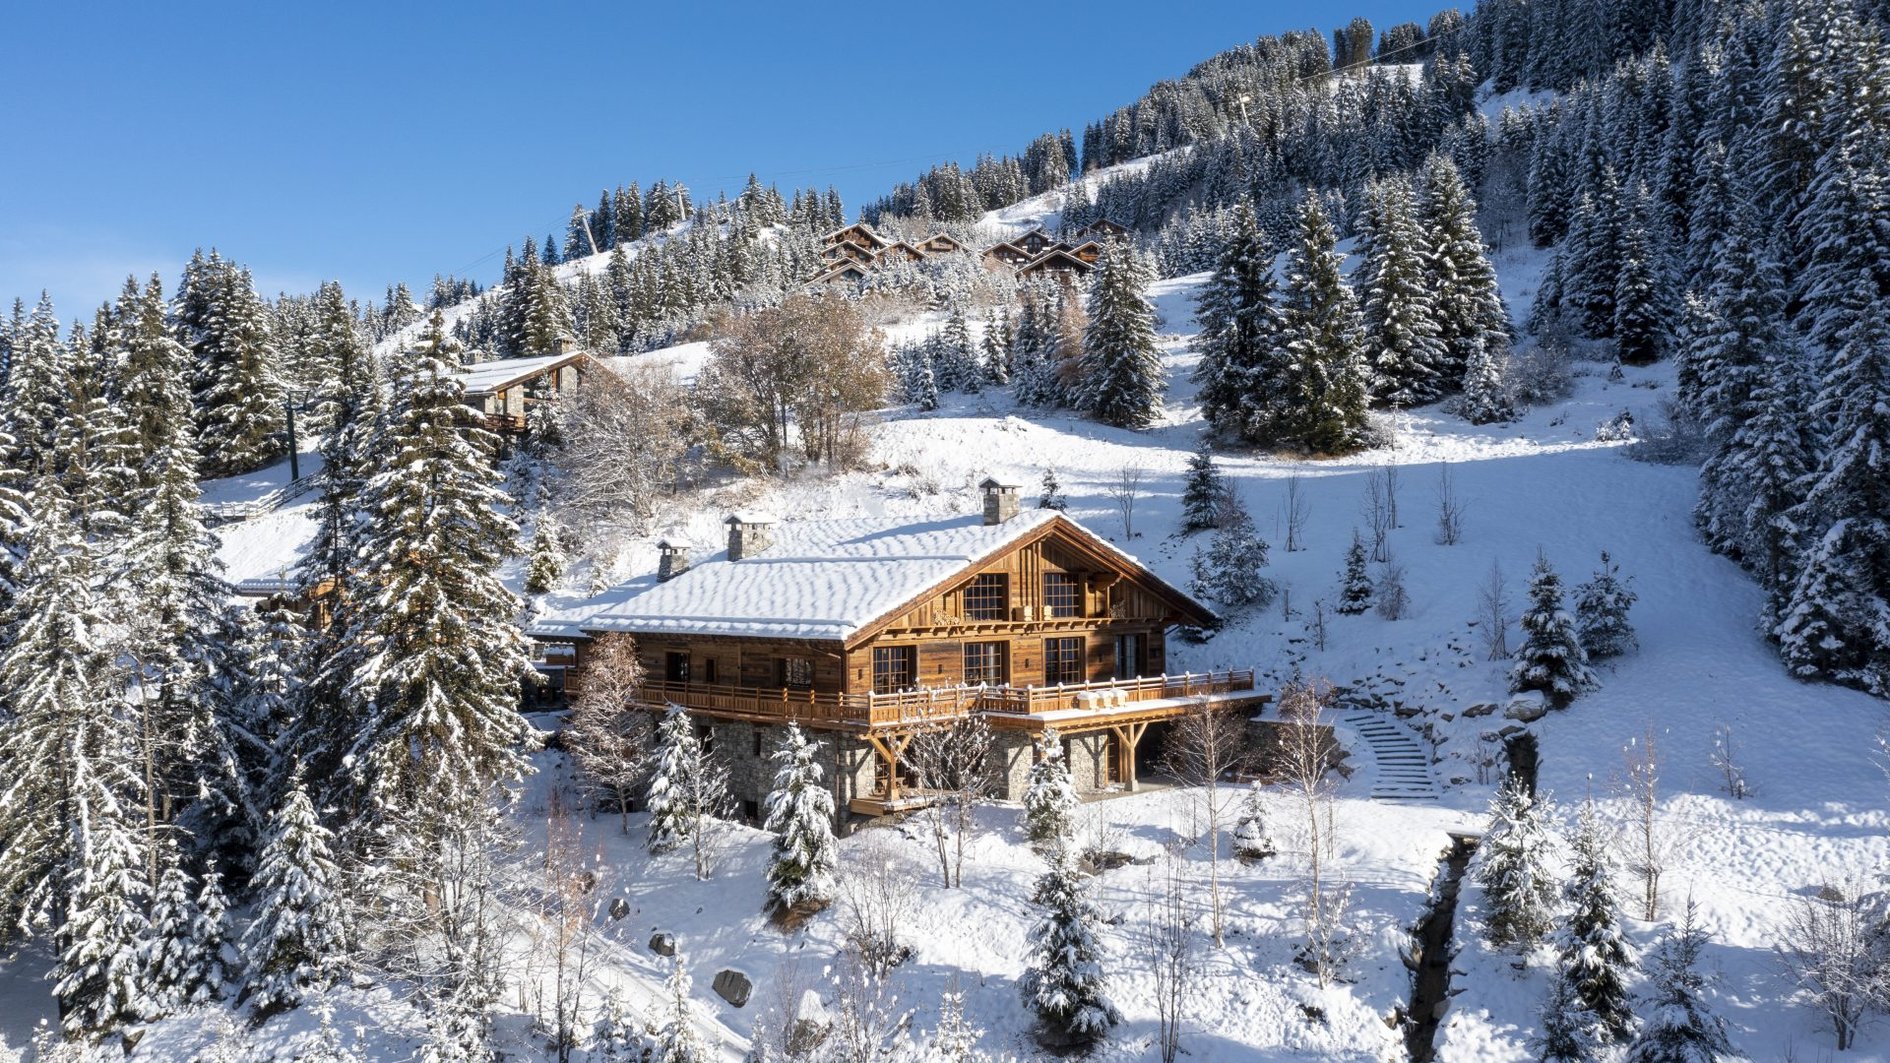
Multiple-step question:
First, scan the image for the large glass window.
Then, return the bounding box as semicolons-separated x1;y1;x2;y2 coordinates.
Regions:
665;652;690;683
872;646;916;693
963;574;1009;621
1045;637;1085;685
962;641;1008;686
1043;573;1081;618
779;657;814;689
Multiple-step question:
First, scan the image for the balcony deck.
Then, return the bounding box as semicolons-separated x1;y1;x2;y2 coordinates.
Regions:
631;668;1263;731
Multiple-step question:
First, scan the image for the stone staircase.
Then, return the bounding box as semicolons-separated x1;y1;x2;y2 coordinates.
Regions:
1341;711;1441;802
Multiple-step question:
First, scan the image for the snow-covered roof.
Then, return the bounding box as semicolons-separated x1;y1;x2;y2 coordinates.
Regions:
531;508;1202;645
453;351;595;396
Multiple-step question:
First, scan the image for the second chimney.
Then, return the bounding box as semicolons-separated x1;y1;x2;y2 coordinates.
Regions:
656;539;690;582
980;478;1021;525
725;513;776;561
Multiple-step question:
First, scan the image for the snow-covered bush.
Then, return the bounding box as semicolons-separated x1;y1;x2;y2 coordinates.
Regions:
1022;730;1080;846
1231;782;1276;861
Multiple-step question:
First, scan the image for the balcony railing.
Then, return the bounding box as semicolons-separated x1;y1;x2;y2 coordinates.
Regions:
630;668;1258;728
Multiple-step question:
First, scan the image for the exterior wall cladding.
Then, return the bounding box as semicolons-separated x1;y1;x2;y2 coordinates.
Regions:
698;720;1114;827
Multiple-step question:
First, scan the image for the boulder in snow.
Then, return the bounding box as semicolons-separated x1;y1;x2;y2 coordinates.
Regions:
649;931;676;956
1462;702;1498;718
1503;691;1548;723
713;968;753;1008
609;898;630;921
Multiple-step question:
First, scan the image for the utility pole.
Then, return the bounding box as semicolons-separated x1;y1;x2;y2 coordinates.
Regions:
284;397;300;482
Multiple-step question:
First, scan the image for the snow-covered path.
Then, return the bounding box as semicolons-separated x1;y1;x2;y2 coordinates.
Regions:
1340;711;1443;802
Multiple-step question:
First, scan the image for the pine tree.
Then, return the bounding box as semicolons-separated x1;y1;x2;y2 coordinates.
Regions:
1192;202;1285;441
54;751;151;1039
1727;345;1815;622
1080;241;1165;429
179;253;286;477
593;987;649;1063
1420;153;1510;385
1574;552;1638;659
144;841;222;1016
1509;553;1596;708
524;518;565;595
1022;730;1079;846
1336;530;1374;615
1038;467;1067;511
1624;900;1738;1063
1179;443;1225;532
330;313;535;834
1612;186;1670;366
1459;338;1515;424
1019;845;1120;1046
1536;973;1600;1063
1474;780;1558;949
762;723;838;915
1231;781;1277;860
980;310;1012;385
242;773;351;1012
938;308;980;394
1276;194;1371;453
652;957;710;1063
1358;177;1448;407
1189;508;1275;609
1553;803;1637;1045
647;705;702;855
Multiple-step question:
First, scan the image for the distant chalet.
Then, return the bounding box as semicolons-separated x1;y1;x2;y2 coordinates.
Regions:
530;481;1267;818
454;350;599;436
810;216;1132;288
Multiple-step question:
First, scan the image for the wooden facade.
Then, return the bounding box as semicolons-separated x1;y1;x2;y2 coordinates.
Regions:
876;241;927;264
1072;218;1130;241
1015;247;1095;282
456;351;598;436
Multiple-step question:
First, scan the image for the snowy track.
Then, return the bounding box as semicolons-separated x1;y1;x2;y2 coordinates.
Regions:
1341;711;1441;802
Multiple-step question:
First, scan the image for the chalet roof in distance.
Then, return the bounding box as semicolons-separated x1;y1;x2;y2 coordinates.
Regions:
453;351;595;397
530;508;1212;645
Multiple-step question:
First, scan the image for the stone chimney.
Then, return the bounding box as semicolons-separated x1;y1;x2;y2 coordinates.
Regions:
980;478;1021;525
656;539;690;582
725;513;776;561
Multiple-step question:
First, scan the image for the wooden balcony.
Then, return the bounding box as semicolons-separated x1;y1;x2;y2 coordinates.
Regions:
631;668;1260;731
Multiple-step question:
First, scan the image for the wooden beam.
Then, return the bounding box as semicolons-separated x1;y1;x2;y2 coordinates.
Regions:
1110;720;1150;792
864;731;914;801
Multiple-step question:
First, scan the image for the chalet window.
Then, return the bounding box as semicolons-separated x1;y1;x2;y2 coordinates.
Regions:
872;646;916;694
1045;637;1084;685
1043;573;1081;618
963;641;1008;686
964;574;1009;621
779;656;814;689
704;658;720;684
665;652;690;683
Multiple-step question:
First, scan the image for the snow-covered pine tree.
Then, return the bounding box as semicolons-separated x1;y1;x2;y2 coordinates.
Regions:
1623;899;1739;1063
1574;551;1638;659
1553;802;1638;1045
1509;552;1596;708
524;517;566;595
1612;190;1669;366
1474;779;1559;949
144;841;206;1017
1038;467;1067;511
1560;170;1624;340
190;863;233;1007
647;705;701;855
762;723;838;915
981;309;1012;385
916;347;940;412
1189;507;1275;610
242;772;351;1012
330;311;535;835
53;749;151;1039
652;957;710;1063
1419;152;1510;387
178;252;286;477
1336;530;1374;615
1535;973;1599;1063
1276;194;1371;454
1192;201;1285;441
1774;281;1890;696
1727;345;1815;624
112;274;194;469
1232;781;1276;860
1358;176;1448;407
1459;338;1515;424
1179;442;1225;533
1080;240;1164;429
1022;730;1079;846
593;987;650;1063
939;307;980;394
1019;844;1120;1046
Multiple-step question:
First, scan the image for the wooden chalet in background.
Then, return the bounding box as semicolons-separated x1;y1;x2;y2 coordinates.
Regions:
811;222;978;284
975;217;1133;285
1071;217;1131;241
453;350;599;436
530;480;1267;820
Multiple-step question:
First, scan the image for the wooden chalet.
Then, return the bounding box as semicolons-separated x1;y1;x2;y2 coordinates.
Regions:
822;223;889;254
530;481;1267;819
1015;247;1095;283
822;240;878;267
876;241;927;265
234;575;340;629
1071;217;1131;241
454;351;598;435
1011;228;1058;257
917;232;969;255
1067;239;1104;264
980;242;1033;271
811;261;872;285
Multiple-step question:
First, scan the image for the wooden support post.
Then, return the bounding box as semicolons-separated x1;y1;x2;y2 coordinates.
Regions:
1110;720;1150;792
865;731;914;802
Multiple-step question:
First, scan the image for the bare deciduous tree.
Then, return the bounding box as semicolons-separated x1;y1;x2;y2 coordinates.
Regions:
537;799;597;1063
1275;678;1351;987
1108;464;1147;540
1308;599;1329;651
1146;844;1196;1063
907;711;996;888
838;832;922;977
1161;697;1248;945
1712;722;1749;800
1435;461;1467;545
1362;467;1394;562
1620;725;1678;921
554;365;691;534
1283;471;1311;553
1375;559;1410;620
1478;559;1512;660
564;633;653;833
1777;881;1883;1052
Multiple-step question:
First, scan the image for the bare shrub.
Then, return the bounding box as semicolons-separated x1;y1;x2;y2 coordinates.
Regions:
1283;471;1311;553
1374;559;1410;620
1362;467;1394;563
1274;679;1352;987
1625;398;1711;466
1504;339;1576;408
1160;697;1250;946
554;365;690;533
838;833;921;977
1777;881;1883;1052
906;713;995;889
1712;722;1749;800
1108;465;1146;540
564;633;653;833
1620;725;1681;921
1434;462;1467;545
1478;559;1512;660
1146;845;1197;1063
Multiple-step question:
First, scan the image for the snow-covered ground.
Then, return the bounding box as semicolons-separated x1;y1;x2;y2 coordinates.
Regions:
12;240;1876;1061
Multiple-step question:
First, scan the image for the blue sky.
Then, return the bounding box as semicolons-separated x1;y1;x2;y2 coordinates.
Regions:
1;1;1440;318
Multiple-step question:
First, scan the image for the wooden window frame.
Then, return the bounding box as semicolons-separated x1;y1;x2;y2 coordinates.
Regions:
665;652;690;683
872;645;916;694
962;641;1008;686
963;573;1009;621
1043;573;1081;618
1044;636;1084;686
779;656;814;690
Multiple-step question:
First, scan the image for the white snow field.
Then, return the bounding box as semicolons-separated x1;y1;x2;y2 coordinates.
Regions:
11;251;1870;1061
